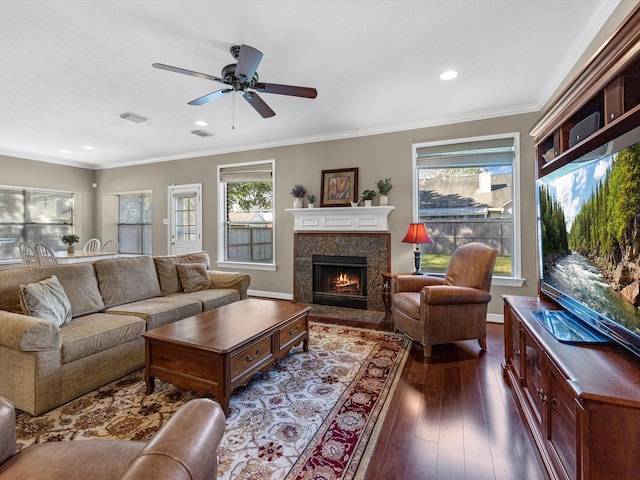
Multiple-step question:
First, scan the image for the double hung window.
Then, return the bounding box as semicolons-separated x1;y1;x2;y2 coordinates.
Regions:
118;193;152;255
0;186;73;262
414;134;518;278
218;161;274;268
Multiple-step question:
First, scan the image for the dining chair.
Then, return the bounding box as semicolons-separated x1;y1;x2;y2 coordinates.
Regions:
34;243;59;265
18;242;39;266
82;238;101;253
100;240;118;253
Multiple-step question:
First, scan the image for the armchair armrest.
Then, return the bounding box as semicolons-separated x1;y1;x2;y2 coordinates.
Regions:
208;271;251;299
421;285;492;305
0;310;61;352
0;397;16;465
392;274;445;293
122;398;226;480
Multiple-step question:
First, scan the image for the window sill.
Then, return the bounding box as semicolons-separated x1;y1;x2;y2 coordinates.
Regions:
215;261;277;272
492;276;526;288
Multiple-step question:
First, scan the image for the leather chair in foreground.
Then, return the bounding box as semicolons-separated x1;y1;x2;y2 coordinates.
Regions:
391;242;498;358
0;396;225;480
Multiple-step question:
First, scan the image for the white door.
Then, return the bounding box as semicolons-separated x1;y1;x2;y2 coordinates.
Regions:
168;184;202;254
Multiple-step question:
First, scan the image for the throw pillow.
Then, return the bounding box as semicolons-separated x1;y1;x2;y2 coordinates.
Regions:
176;263;213;293
19;275;72;326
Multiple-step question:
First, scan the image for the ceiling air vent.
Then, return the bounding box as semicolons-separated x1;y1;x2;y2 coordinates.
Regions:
119;112;149;124
191;129;214;138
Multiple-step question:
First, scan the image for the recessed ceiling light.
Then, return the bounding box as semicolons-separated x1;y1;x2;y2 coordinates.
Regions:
59;150;70;154
82;145;95;150
440;70;459;81
194;120;208;127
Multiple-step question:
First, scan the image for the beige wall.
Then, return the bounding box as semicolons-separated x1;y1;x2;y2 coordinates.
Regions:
93;111;540;315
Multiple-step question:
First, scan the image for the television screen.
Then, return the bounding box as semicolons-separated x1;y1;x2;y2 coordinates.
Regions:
537;126;640;356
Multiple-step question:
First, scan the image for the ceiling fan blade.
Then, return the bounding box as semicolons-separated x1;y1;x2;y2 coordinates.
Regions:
188;88;233;106
235;45;263;82
243;91;275;118
253;82;317;99
152;63;223;83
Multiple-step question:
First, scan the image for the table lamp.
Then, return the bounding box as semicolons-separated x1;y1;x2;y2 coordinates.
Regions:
401;223;432;275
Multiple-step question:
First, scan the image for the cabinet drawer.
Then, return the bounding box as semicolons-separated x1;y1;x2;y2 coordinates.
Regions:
231;336;273;380
280;316;307;349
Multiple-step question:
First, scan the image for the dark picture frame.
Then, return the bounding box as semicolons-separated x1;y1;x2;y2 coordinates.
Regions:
320;167;359;207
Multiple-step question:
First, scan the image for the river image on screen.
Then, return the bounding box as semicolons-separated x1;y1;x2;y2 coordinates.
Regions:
537;141;640;354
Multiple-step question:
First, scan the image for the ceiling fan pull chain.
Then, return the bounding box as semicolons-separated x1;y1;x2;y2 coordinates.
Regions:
232;93;235;130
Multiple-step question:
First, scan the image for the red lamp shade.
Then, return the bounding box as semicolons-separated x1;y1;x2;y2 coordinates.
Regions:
401;223;432;244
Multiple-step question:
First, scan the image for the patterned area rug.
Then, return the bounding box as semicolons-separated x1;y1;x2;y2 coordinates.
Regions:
15;323;410;480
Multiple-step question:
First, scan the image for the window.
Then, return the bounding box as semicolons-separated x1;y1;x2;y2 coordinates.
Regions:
414;134;520;279
218;161;274;269
0;186;73;262
118;193;152;255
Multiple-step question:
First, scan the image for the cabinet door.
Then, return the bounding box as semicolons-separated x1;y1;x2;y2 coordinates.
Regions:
547;364;577;480
509;313;523;381
522;329;545;427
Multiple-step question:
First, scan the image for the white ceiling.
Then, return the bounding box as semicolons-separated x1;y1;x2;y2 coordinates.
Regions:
0;0;622;170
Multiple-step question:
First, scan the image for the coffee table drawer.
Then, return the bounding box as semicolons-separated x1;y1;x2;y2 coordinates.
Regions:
280;316;307;350
231;336;273;380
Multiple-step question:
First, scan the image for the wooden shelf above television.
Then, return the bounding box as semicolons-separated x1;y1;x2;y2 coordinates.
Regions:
531;4;640;178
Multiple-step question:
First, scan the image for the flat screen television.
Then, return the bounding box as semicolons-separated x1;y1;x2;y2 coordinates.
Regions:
537;125;640;357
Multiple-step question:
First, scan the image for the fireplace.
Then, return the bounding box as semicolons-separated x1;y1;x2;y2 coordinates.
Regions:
313;255;367;309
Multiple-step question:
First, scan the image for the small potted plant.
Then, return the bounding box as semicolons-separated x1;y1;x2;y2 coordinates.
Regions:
307;194;316;208
60;234;80;254
290;184;306;208
361;189;377;207
376;178;393;205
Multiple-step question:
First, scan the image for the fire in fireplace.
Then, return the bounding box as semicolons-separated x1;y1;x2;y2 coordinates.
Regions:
312;255;367;309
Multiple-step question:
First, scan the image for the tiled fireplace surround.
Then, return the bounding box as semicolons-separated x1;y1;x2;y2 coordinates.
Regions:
290;207;393;314
294;232;391;312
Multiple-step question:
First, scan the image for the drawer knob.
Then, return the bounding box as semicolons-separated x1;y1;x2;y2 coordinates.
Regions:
288;325;300;335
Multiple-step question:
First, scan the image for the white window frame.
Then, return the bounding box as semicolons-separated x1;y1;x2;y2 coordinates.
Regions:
412;133;525;287
217;159;276;271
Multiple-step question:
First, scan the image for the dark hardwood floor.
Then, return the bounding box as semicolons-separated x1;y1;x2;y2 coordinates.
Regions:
314;318;548;480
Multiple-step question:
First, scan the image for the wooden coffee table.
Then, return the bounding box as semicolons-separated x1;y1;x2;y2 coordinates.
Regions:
142;298;311;415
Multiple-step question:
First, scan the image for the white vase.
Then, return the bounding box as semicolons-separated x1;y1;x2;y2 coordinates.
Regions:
293;198;303;208
379;194;389;206
308;203;315;208
364;200;373;207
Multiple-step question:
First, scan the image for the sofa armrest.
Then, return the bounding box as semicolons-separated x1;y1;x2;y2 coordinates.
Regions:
209;271;251;299
0;397;16;465
0;310;61;352
121;398;226;480
392;274;445;293
420;285;492;305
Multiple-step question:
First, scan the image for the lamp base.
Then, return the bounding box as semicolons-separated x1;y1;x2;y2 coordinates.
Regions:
412;249;423;275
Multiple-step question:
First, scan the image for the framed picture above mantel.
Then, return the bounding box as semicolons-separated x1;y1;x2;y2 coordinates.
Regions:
320;167;359;207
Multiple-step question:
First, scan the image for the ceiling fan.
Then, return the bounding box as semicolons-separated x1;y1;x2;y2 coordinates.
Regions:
153;44;317;118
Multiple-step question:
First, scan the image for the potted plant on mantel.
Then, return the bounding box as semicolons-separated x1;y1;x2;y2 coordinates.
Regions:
60;234;80;254
290;184;306;208
376;178;393;205
361;189;377;207
307;194;316;208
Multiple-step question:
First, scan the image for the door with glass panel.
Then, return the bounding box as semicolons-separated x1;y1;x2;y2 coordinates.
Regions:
169;184;202;254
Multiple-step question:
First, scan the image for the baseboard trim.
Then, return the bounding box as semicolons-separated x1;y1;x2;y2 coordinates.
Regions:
248;289;294;300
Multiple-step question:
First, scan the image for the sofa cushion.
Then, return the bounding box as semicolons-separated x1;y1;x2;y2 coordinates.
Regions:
19;275;72;326
153;252;211;296
170;289;241;312
94;256;162;308
60;313;145;364
106;297;203;330
0;263;105;317
176;263;212;293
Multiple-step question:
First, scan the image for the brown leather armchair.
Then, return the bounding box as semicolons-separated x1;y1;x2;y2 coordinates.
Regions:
391;242;498;358
0;396;225;480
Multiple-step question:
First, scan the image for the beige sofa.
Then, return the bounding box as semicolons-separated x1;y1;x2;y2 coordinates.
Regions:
0;252;250;415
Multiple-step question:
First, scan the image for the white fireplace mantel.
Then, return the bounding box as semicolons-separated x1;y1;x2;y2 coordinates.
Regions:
286;206;394;232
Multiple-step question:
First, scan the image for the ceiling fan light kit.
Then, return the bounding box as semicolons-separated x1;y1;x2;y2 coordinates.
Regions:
153;44;317;118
